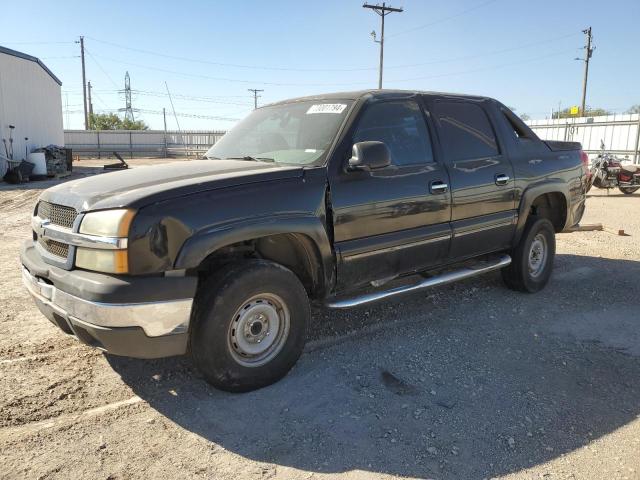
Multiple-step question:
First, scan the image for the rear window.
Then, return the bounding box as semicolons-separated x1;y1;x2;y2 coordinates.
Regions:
434;101;499;161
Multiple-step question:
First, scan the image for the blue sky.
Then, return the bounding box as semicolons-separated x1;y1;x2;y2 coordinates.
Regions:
2;0;638;130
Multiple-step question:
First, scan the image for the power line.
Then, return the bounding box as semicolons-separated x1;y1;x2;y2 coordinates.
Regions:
381;31;582;69
0;40;74;45
387;0;498;38
63;107;240;122
132;90;253;106
84;48;119;89
85;35;378;72
40;55;79;60
87;52;372;87
386;49;576;83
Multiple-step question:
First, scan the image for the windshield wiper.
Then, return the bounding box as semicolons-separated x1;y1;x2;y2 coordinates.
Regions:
225;156;275;163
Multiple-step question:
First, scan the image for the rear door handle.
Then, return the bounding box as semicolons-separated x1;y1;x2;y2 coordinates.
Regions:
430;181;449;194
495;174;510;186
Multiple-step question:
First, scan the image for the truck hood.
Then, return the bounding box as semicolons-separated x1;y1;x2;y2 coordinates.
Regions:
40;160;304;212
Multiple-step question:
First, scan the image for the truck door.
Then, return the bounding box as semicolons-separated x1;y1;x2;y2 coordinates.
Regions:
428;98;516;259
329;99;452;290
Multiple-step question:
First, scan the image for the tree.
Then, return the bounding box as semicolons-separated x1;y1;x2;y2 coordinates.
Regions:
89;113;148;130
553;107;611;119
626;104;640;114
520;113;531;121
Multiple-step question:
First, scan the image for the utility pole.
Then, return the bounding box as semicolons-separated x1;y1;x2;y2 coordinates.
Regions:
248;89;264;109
579;27;594;116
87;81;93;129
363;2;403;89
78;36;88;130
165;82;187;158
162;107;168;157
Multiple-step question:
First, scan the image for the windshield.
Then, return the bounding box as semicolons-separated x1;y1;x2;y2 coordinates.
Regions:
205;100;353;165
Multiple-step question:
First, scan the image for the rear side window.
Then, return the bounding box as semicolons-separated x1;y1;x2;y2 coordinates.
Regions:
353;100;434;166
434;101;499;161
502;110;533;140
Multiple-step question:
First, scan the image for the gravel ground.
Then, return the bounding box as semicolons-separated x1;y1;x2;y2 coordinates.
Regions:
0;162;639;480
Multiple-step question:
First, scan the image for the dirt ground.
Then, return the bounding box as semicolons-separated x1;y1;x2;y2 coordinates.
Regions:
1;160;639;480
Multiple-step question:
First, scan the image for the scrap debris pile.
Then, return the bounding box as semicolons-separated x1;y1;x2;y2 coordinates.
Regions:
34;145;71;176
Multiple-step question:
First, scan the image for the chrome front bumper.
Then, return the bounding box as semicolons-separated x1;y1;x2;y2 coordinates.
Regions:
22;267;193;338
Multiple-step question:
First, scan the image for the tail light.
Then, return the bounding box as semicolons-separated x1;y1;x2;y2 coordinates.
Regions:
580;150;591;177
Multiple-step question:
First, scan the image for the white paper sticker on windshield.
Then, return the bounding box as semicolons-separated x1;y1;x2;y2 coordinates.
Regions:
306;104;347;114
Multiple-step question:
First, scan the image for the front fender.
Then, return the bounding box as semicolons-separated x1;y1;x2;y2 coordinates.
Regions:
174;214;335;288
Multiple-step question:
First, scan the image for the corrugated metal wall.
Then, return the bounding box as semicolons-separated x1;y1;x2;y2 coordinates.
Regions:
527;114;640;162
64;130;226;158
0;52;64;161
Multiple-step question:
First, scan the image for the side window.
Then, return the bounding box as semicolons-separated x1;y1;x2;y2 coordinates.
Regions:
434;101;499;161
353;101;434;166
502;110;533;140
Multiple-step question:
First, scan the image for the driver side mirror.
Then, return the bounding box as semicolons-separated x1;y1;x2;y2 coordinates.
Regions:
347;141;391;172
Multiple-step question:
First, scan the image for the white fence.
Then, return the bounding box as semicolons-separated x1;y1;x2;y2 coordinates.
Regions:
527;114;640;163
64;130;226;158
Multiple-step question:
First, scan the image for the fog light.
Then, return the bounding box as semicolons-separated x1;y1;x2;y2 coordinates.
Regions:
75;248;128;274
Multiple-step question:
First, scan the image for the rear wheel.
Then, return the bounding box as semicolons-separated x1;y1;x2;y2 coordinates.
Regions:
502;217;556;293
619;186;639;195
190;260;309;392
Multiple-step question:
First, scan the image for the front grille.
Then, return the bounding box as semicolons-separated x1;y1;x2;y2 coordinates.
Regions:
37;237;70;259
37;201;78;229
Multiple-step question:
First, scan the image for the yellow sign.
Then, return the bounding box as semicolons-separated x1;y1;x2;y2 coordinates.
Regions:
570;106;579;115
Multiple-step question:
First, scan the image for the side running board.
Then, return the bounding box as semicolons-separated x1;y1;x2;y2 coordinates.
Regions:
326;254;512;309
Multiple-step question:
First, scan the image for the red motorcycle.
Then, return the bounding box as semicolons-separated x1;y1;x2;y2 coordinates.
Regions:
587;144;640;195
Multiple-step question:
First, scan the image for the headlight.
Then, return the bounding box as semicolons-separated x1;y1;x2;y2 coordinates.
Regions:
79;209;135;237
76;209;135;274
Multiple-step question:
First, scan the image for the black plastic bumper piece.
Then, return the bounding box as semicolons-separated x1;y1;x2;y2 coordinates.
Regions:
70;320;188;359
21;241;197;303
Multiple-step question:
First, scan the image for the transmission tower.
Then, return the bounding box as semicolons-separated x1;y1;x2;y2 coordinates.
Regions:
119;71;136;121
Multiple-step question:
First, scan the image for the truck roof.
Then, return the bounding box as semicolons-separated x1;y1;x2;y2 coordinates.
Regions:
266;89;493;107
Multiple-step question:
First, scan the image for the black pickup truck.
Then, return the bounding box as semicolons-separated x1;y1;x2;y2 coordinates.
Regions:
21;90;588;391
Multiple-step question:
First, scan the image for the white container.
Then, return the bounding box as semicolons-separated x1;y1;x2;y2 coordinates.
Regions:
27;152;47;176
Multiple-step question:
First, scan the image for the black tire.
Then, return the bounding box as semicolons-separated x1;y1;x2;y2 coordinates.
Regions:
190;260;309;392
502;217;556;293
619;186;639;195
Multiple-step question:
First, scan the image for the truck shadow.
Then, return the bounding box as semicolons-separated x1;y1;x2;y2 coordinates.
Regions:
107;253;640;479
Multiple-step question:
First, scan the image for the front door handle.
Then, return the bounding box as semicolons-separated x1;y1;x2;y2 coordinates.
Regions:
495;174;510;186
430;181;449;194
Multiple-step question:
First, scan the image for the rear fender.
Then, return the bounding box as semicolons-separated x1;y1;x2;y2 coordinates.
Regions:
514;181;570;245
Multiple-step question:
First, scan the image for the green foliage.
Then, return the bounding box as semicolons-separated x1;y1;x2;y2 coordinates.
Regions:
626;104;640;114
553;107;611;119
89;113;148;130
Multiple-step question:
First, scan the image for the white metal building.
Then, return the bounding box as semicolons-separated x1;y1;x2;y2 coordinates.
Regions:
0;46;63;163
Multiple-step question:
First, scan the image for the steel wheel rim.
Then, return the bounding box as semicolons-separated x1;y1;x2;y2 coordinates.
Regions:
227;293;290;367
528;233;547;278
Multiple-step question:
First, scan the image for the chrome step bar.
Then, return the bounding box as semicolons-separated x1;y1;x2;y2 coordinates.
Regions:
326;254;512;309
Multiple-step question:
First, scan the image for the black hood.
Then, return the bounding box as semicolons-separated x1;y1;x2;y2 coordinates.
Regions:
40;160;304;212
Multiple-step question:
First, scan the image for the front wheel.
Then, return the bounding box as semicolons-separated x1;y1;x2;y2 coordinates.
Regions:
502;217;556;293
190;260;309;392
619;186;639;195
